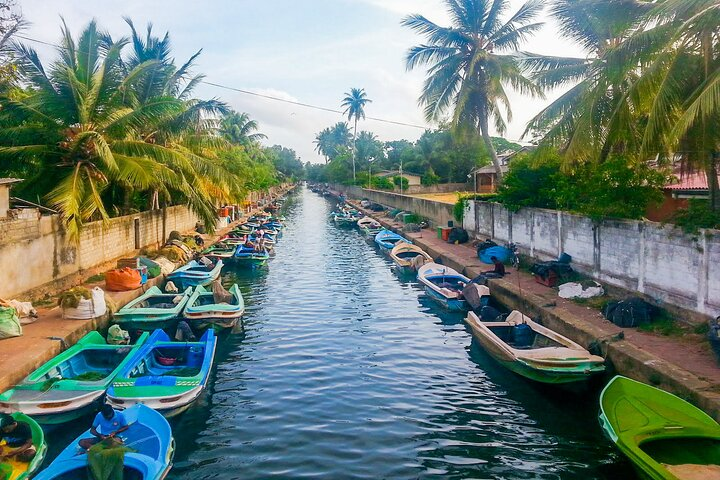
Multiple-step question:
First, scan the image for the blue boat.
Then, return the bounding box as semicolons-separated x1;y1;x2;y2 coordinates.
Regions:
417;263;472;311
166;259;223;289
374;229;411;253
34;404;174;480
233;245;270;267
107;329;217;417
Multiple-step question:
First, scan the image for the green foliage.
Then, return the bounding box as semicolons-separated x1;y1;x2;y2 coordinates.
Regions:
393;176;409;190
58;287;91;309
497;150;669;220
453;197;468;223
672;200;720;234
421;171;440;186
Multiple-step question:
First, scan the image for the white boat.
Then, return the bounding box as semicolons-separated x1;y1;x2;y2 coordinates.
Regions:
417;263;472;311
389;242;433;274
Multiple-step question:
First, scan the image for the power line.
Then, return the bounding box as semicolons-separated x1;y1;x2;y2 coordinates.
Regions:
14;33;431;130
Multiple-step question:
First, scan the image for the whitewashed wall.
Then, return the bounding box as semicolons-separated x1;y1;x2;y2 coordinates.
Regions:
465;201;720;318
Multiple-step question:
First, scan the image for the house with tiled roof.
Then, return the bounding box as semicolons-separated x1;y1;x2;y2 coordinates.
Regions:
646;171;720;221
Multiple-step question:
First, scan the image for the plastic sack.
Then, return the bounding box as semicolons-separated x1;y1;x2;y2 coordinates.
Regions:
105;268;142;292
63;287;107;320
558;281;604;299
4;300;37;325
107;324;130;345
0;306;22;339
153;256;176;276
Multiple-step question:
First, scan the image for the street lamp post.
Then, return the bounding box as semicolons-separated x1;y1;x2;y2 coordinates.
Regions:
400;157;404;195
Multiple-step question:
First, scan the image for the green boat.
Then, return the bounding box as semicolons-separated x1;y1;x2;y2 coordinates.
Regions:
114;285;192;332
600;376;720;480
183;284;245;331
0;331;148;425
0;412;47;480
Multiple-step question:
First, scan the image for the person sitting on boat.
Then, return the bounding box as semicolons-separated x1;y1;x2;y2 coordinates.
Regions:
79;404;129;450
0;413;35;462
483;256;506;278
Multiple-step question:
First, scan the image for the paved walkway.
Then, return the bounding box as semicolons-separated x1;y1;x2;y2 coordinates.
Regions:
347;198;720;420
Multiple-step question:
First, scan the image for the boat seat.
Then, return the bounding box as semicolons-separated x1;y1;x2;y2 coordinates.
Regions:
516;346;591;359
663;463;720;480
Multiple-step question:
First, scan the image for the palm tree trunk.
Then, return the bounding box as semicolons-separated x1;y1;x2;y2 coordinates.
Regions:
479;115;503;184
352;118;358;182
709;152;719;211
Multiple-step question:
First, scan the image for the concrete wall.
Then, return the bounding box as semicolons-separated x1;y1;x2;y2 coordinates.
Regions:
398;183;471;195
0;206;198;299
465;201;720;318
335;185;456;228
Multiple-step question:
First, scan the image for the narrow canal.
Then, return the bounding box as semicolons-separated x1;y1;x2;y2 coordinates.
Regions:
54;187;636;479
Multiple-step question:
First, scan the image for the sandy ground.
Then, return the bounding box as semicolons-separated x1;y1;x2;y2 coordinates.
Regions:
410;192;472;204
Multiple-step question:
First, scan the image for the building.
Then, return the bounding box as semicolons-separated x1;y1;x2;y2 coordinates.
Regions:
0;178;22;219
470;146;534;194
374;170;422;186
646;171;720;221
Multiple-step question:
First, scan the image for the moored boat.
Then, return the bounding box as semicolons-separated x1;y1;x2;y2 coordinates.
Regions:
166;259;223;289
114;286;192;332
465;310;605;384
34;404;174;480
183;283;244;331
233;245;269;267
0;332;148;425
107;329;217;417
417;263;470;311
0;413;47;479
201;243;235;261
374;229;411;253
389;242;433;275
599;375;720;480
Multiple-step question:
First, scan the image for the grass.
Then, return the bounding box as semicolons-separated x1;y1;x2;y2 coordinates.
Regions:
638;313;686;337
84;273;105;284
571;295;611;311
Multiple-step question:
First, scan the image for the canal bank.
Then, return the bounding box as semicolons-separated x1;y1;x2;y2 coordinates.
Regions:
341;194;720;422
0;185;296;395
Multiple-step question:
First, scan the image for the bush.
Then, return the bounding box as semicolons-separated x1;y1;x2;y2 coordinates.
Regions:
422;172;441;186
393;176;409;190
672;199;720;233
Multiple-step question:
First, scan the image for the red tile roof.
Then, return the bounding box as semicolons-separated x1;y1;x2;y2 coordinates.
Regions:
665;172;720;191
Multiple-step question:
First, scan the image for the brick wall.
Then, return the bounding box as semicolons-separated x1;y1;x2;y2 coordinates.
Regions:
0;206;198;299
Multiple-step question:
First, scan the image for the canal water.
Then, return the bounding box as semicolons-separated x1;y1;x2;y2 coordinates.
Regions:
51;187;637;479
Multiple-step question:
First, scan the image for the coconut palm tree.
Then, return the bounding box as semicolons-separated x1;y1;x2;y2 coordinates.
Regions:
523;0;655;162
220;111;267;147
313;127;333;163
403;0;544;181
341;88;372;181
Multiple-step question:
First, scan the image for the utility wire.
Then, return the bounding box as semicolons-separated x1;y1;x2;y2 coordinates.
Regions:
14;33;430;130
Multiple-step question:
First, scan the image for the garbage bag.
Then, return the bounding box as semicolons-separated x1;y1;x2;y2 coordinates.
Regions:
0;306;21;339
480;305;503;321
558;282;604;299
138;257;162;279
105;268;142;292
63;287;107;319
603;297;655;328
107;324;130;345
448;227;469;244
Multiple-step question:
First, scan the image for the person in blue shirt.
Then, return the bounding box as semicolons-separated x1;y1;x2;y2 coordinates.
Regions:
79;404;130;450
0;413;35;462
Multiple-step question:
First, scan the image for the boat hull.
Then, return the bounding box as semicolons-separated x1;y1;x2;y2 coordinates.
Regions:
424;286;468;311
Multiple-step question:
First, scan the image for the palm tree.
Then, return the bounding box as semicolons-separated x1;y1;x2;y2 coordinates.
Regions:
314;127;333;163
523;0;654;162
220;111;267;147
403;0;544;181
341;88;372;181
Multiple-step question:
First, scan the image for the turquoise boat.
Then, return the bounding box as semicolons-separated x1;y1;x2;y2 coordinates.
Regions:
417;262;471;311
0;331;148;425
114;286;192;332
202;243;235;261
166;259;223;289
34;404;174;480
0;413;47;479
107;329;217;417
600;375;720;480
374;229;411;253
184;284;245;331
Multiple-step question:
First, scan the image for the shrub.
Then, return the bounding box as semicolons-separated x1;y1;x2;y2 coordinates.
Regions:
393;176;409;190
672;199;720;233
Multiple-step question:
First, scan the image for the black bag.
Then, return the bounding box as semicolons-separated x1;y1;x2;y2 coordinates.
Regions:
448;227;469;244
479;305;502;321
603;297;655;328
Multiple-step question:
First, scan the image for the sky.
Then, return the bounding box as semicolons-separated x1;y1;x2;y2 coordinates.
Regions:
17;0;585;163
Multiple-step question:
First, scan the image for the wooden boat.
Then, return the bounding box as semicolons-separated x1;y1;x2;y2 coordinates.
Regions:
201;243;235;261
465;310;605;384
357;217;377;229
183;284;244;331
107;329;217;417
233;245;269;267
114;286;193;331
417;263;471;311
599;375;720;480
0;413;47;479
0;332;148;425
374;229;411;253
166;259;223;289
233;225;255;236
34;404;174;480
390;242;433;275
